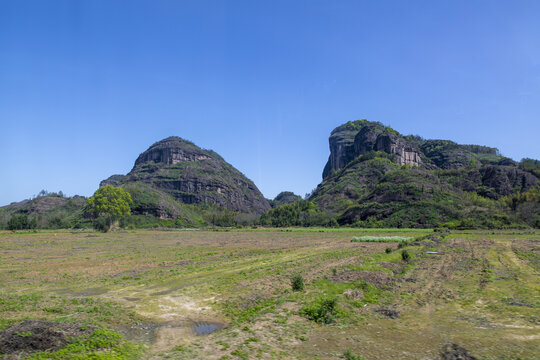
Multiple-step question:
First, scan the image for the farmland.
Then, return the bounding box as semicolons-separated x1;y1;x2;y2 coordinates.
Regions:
1;228;539;359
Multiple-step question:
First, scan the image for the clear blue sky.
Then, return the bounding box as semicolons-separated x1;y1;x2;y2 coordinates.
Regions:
2;0;540;206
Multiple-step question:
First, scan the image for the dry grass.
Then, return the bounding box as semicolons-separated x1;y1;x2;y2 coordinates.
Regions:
1;229;539;359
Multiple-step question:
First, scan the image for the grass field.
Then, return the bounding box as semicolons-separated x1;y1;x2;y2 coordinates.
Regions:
1;228;539;359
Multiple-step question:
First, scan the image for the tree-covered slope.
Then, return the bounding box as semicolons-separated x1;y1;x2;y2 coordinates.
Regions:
0;193;87;229
306;120;540;228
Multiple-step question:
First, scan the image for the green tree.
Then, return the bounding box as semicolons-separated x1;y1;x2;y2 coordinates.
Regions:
86;185;132;231
7;214;37;230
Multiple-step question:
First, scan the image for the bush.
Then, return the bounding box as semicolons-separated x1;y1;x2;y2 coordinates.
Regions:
344;349;364;360
385;247;393;254
92;217;110;232
300;298;338;324
291;274;304;291
401;249;411;262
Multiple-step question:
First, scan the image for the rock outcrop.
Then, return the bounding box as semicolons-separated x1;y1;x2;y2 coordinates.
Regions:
311;119;540;228
323;120;424;178
101;137;270;214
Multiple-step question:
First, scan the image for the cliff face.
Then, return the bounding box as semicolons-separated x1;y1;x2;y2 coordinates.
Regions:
311;119;539;228
322;122;360;179
323;120;423;178
101;137;270;214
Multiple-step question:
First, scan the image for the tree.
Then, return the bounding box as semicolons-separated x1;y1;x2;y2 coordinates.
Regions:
86;185;132;231
7;214;37;230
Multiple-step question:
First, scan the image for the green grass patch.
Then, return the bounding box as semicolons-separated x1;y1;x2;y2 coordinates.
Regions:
351;236;414;243
300;297;339;324
27;328;144;359
222;297;279;324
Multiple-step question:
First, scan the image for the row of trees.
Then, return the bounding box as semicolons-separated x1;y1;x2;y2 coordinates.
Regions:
5;183;540;231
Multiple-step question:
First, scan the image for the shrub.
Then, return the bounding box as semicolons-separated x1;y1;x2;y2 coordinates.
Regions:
397;241;410;249
92;217;110;232
291;274;305;291
344;349;364;360
385;247;393;254
401;249;411;262
300;298;338;324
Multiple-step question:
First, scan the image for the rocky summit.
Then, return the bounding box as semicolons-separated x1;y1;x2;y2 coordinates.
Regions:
323;120;425;179
101;137;270;214
310;120;539;228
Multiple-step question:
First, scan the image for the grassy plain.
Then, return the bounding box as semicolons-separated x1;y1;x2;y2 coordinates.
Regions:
0;228;539;359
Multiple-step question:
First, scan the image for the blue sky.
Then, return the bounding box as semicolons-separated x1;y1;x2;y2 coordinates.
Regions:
1;0;540;206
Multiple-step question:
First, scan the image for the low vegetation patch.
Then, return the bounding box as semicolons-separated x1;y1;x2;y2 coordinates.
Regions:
300;298;339;324
351;236;413;243
343;349;365;360
27;328;144;359
0;321;142;359
291;274;305;291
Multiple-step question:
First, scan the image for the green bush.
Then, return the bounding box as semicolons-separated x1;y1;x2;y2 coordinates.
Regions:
300;298;338;324
385;247;393;254
401;249;411;262
92;217;110;232
291;274;305;291
344;349;364;360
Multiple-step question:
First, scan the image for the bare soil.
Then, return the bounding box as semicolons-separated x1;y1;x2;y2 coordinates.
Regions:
0;320;93;356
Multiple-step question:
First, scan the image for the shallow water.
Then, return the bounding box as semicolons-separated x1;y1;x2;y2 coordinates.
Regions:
193;322;221;335
118;320;223;344
55;286;109;297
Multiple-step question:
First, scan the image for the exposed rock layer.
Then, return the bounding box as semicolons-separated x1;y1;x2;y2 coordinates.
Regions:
101;137;270;214
323;121;424;178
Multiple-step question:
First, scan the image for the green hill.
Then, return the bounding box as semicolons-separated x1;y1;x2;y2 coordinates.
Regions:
307;120;539;228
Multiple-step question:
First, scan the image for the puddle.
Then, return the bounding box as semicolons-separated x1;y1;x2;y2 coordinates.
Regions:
150;290;172;296
193;322;222;335
55;287;109;297
118;320;223;344
124;297;141;302
117;323;162;343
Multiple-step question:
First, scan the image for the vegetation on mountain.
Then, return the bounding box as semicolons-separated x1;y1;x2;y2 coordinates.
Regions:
310;120;540;229
101;136;270;214
269;191;302;208
259;200;332;227
1;121;538;230
0;192;88;230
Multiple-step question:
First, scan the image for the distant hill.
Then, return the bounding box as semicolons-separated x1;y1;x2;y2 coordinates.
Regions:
2;124;538;230
269;191;302;208
0;194;87;229
307;120;539;228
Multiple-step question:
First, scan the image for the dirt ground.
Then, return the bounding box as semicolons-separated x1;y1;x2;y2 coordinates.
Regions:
0;228;538;359
0;320;93;357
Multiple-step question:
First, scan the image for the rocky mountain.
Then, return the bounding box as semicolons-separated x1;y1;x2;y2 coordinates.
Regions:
308;120;540;228
322;120;426;179
101;137;270;215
